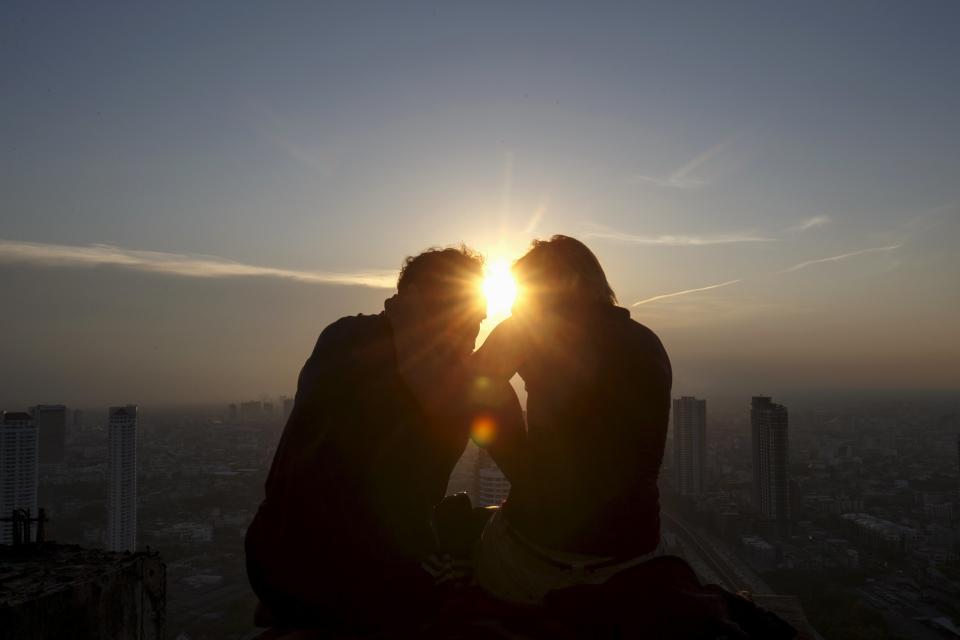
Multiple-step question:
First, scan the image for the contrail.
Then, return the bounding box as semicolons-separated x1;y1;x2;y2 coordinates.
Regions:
631;279;742;306
631;136;736;189
775;244;902;274
585;231;776;246
631;243;903;307
628;240;903;308
0;238;396;288
669;138;732;184
586;214;829;248
787;215;831;232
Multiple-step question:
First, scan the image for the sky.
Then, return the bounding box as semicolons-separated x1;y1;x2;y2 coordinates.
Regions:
2;2;959;407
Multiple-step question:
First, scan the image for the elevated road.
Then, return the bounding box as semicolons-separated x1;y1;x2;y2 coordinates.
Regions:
662;511;770;594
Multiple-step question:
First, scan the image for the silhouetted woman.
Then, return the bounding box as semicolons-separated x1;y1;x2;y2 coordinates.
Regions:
472;235;672;604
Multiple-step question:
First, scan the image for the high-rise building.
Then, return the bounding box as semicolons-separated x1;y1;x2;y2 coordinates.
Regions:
281;396;294;423
1;411;39;545
107;405;138;552
673;396;707;497
474;448;510;507
751;396;790;523
227;403;238;424
34;404;67;466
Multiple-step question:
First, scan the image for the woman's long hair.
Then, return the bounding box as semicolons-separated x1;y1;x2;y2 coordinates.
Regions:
512;235;617;312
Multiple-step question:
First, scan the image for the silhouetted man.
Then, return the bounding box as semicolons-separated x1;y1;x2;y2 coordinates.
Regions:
245;247;506;631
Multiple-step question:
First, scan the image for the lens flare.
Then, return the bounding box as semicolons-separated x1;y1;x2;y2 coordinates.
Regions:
482;260;518;318
470;415;497;446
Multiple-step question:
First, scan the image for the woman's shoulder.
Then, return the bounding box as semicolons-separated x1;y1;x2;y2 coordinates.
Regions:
605;310;672;380
604;308;666;351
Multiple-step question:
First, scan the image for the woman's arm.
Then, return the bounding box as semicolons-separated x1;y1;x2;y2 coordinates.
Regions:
479;379;530;486
470;317;534;488
472;316;530;381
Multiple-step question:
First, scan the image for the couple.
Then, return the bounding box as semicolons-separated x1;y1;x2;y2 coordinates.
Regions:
246;235;672;632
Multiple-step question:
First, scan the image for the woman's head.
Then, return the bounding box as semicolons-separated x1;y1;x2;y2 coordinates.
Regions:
512;235;616;316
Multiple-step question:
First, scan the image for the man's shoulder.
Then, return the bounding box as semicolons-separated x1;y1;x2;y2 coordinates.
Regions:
312;312;391;361
320;312;387;340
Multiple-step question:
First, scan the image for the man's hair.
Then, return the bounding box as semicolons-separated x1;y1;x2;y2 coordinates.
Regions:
513;235;617;308
397;245;484;302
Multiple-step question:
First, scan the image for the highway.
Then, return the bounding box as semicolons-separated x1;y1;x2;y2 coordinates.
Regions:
662;511;770;594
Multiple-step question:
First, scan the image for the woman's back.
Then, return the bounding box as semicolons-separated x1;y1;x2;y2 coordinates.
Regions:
505;305;672;558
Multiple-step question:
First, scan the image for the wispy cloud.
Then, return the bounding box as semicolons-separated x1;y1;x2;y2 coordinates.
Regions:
774;244;902;275
0;239;396;288
630;137;735;189
585;230;777;246
632;279;743;306
787;215;832;233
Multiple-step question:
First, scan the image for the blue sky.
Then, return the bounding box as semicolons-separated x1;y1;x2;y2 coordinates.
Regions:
2;2;958;404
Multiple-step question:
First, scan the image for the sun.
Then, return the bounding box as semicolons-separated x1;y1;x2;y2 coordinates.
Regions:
482;259;518;318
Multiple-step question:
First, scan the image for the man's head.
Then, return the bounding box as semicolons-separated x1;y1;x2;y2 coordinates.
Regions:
394;246;486;358
512;235;616;318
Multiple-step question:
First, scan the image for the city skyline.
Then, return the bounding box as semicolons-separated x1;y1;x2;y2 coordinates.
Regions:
11;388;956;638
2;372;957;634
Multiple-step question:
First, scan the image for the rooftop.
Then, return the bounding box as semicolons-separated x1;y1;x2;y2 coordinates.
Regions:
2;412;33;424
0;544;165;639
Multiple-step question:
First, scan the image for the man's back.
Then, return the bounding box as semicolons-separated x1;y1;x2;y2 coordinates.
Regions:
245;313;465;622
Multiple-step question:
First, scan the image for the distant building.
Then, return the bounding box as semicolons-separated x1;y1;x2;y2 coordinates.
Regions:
107;406;138;553
751;396;790;524
0;412;39;545
841;513;921;554
740;534;777;571
33;404;67;466
227;403;238;424
673;396;707;496
281;396;294;423
475;448;510;507
72;408;83;428
240;401;263;425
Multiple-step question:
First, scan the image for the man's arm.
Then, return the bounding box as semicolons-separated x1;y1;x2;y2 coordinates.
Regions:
264;319;355;497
